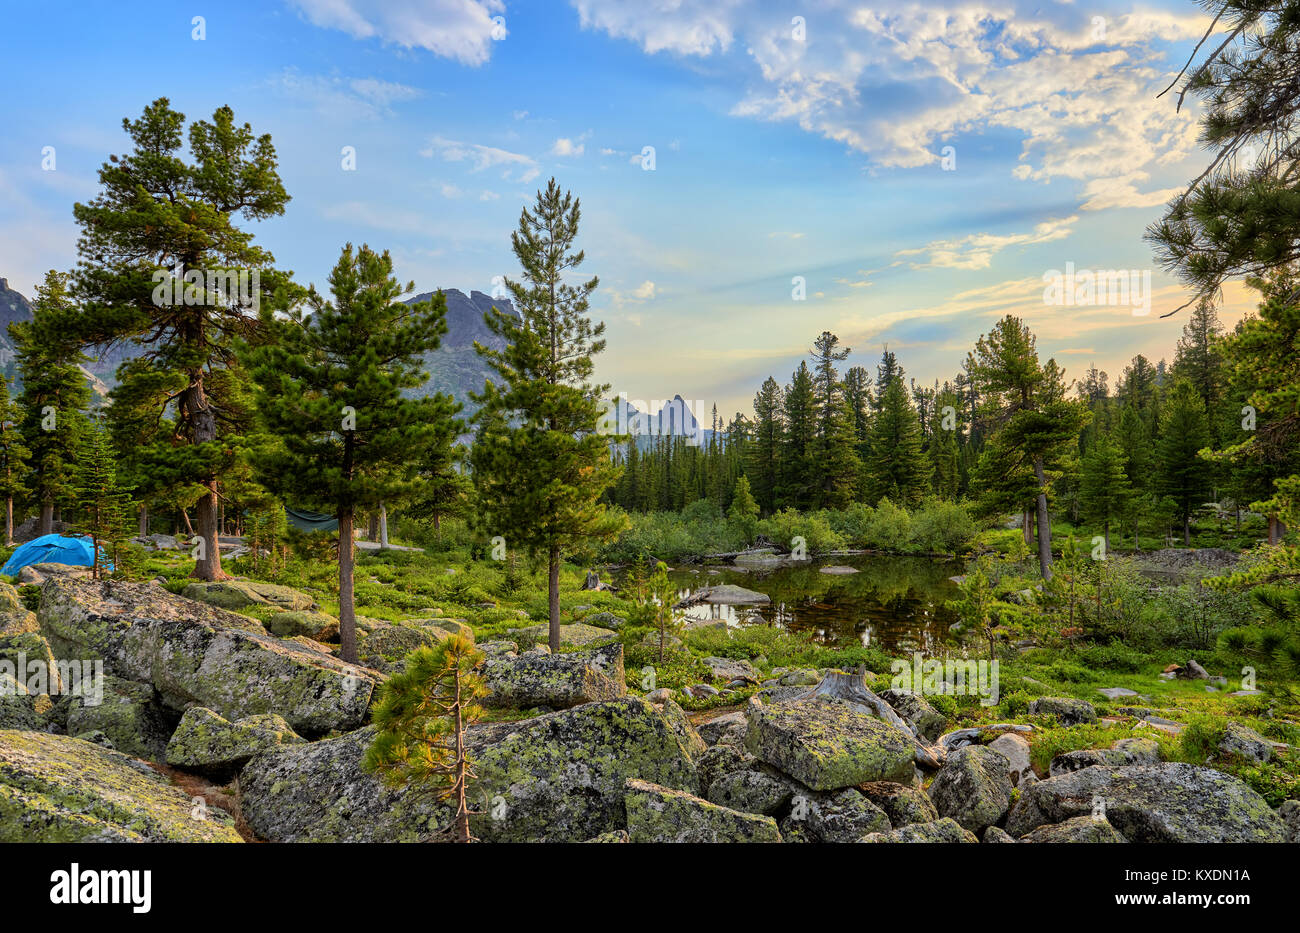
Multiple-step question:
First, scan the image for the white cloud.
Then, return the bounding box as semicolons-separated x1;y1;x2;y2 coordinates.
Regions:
420;136;540;182
571;0;745;55
609;280;657;306
551;137;586;157
894;216;1078;270
272;70;422;118
288;0;505;66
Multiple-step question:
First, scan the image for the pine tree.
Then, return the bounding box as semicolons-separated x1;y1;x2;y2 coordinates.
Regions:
968;316;1090;579
364;636;487;843
864;368;929;506
471;179;624;653
778;362;818;510
808;332;861;507
1079;436;1132;554
729;474;759;543
1115;403;1155;547
0;375;31;545
75;416;135;579
244;244;457;663
1155;380;1213;546
1172;297;1225;416
748;376;783;514
71;98;292;581
10;271;91;536
929;386;961;500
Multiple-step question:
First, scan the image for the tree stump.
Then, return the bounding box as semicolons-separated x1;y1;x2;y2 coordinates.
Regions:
798;669;945;769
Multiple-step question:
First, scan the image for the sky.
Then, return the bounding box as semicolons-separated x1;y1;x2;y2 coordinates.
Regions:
0;0;1257;418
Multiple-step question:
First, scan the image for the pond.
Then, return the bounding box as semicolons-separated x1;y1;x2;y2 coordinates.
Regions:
654;554;966;654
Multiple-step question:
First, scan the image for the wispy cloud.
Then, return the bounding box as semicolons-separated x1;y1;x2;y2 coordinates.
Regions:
420;136;540;182
288;0;505;66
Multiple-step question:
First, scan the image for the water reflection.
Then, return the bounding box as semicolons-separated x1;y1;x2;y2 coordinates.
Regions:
634;555;964;654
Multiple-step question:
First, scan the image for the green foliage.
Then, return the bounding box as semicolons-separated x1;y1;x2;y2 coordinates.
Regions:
728;475;759;543
74;417;136;579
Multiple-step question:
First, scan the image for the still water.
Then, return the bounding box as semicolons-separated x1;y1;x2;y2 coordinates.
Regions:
657;554;965;654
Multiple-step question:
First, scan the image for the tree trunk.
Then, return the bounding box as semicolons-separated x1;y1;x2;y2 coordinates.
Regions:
185;377;226;581
1183;515;1192;547
379;502;389;548
180;508;195;536
1032;458;1053;580
138;505;148;538
339;508;357;664
1103;521;1110;556
368;512;379;541
548;545;561;653
38;500;53;537
4;497;11;546
1022;511;1032;546
1268;514;1280;545
452;668;471;844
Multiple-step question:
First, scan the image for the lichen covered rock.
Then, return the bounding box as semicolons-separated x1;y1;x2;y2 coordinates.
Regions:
927;745;1013;833
166;707;303;775
1006;762;1287;842
0;729;242;842
744;696;916;790
1019;815;1128;843
481;641;626;710
1049;737;1160;776
880;688;947;742
624;778;781;842
182;580;316;612
264;610;340;642
38;578;376;737
506;622;619;648
860;816;978;843
1028;696;1097;726
858;780;939;827
66;675;171;761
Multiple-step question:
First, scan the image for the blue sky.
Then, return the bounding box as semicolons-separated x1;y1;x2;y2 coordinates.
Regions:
0;1;1254;417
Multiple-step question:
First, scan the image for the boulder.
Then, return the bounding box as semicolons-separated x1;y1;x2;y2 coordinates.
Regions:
707;766;793;816
880;688;947;742
583;830;630;842
1217;721;1273;763
790;787;890;842
481;641;626;710
927;745;1013;833
1049;737;1161;776
696;743;757;792
38;579;377;737
1006;762;1287;842
1020;815;1127;843
1028;696;1097;726
0;674;44;730
982;826;1017;843
240;697;701;843
698;710;748;747
696;584;770;605
0;730;242;842
507;622;619;648
860;816;978;843
0;582;37;636
65;675;171;761
1280;799;1300;844
703;656;759;684
745;696;916;790
987;731;1035;786
166;707;303;775
584;612;625;631
858;780;939;827
624;778;781;842
428;618;475;641
264;610;340;642
352;617;451;673
181;580;316;612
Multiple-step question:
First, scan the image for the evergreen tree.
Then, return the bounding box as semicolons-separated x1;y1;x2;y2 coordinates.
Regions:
1116;403;1155;547
864;368;929;506
71;98;292;581
748;377;783;514
729;474;759;543
778;362;818;510
364;636;486;843
0;375;31;545
809;332;861;508
929;386;961;500
1155;379;1214;546
75;417;136;579
471;179;624;652
1171;297;1226;416
10;271;91;536
968;316;1090;579
244;244;456;663
1079;436;1132;553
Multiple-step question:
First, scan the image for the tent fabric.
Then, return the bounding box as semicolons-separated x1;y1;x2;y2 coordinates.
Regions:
2;534;107;576
285;507;338;534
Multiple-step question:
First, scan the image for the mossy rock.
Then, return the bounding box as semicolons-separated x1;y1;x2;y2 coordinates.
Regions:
0;674;43;731
0;730;243;842
182;580;316;612
860;816;978;843
1049;737;1160;776
38;579;376;738
507;622;619;648
1019;815;1127;842
744;697;915;790
858;780;939;827
166;707;303;776
66;675;171;761
0;581;38;635
1028;696;1097;726
1006;762;1287;842
624;778;781;842
927;745;1013;834
481;642;626;710
265;610;340;642
352;617;449;673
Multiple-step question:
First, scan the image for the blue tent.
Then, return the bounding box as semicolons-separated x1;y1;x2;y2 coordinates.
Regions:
2;534;107;576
